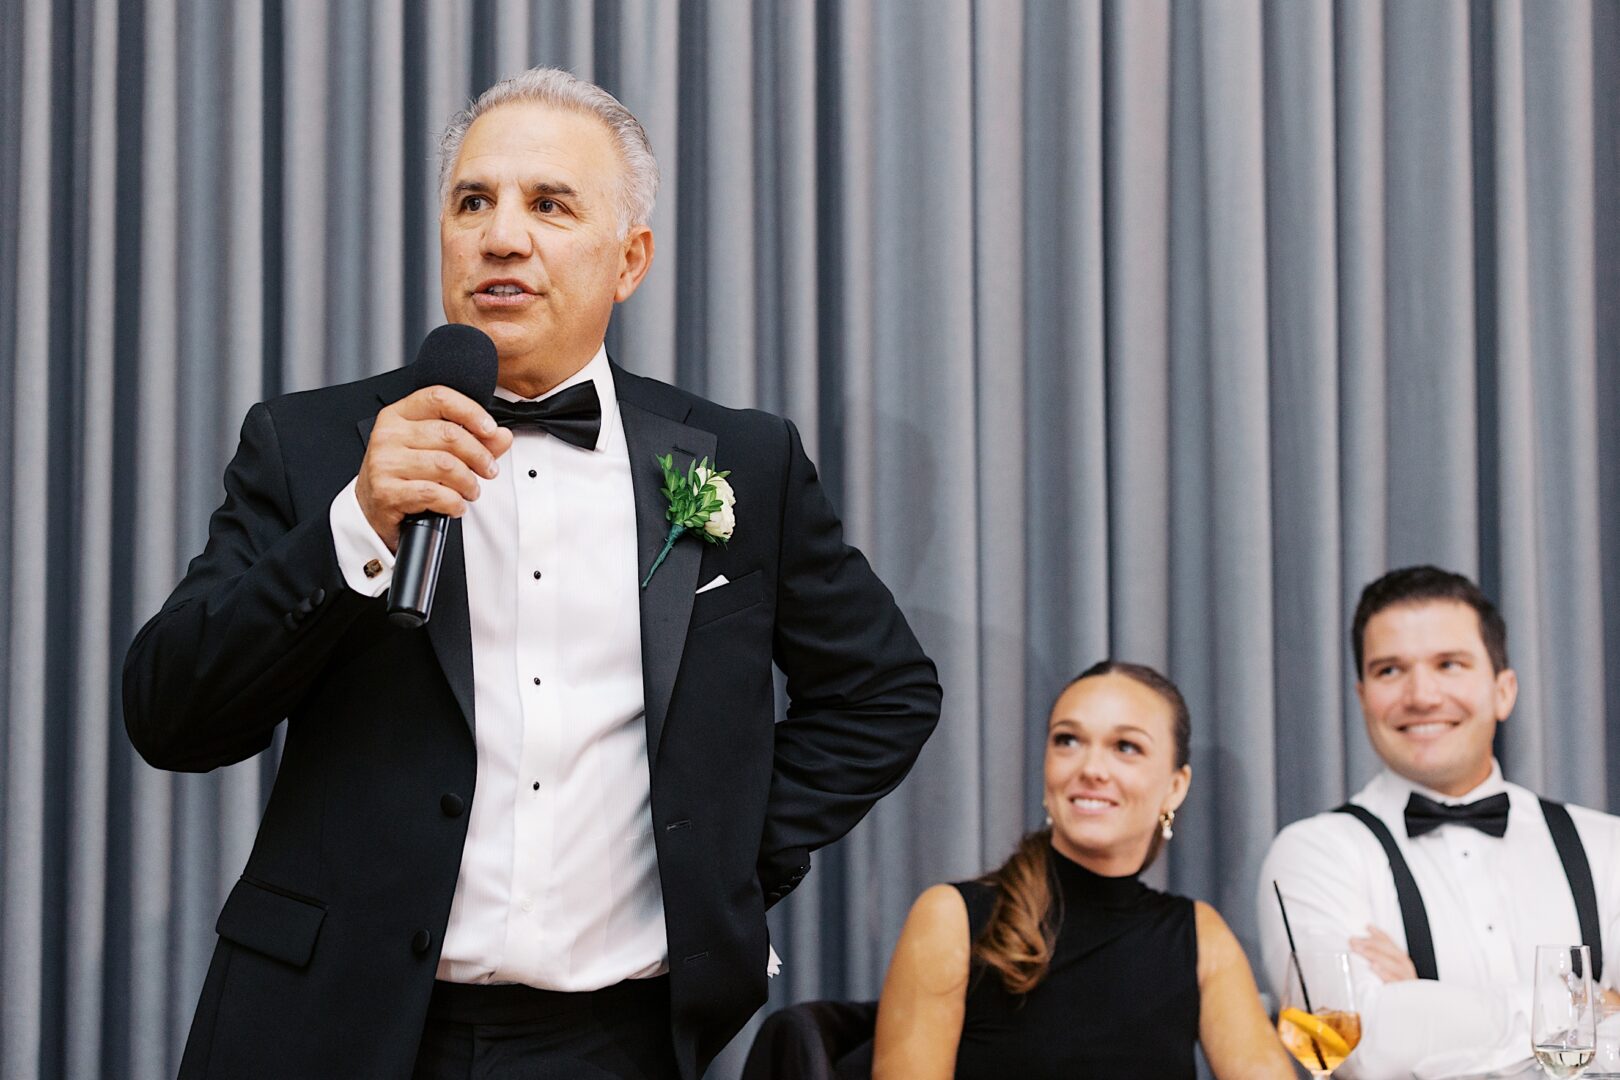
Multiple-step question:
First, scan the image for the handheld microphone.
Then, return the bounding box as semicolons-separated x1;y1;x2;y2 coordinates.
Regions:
387;324;499;628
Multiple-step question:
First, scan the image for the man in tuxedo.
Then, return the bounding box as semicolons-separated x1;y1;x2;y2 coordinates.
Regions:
1258;566;1618;1078
122;66;941;1080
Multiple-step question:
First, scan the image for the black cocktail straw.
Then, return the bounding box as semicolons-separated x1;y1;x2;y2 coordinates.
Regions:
1273;880;1329;1072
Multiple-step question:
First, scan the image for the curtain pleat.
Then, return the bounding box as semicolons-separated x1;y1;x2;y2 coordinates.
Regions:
2;3;1616;1077
64;5;121;1075
1263;0;1344;842
1330;0;1389;793
5;0;57;1076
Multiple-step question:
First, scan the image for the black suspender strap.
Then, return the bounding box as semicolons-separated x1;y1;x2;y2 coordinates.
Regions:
1539;798;1604;983
1334;803;1441;981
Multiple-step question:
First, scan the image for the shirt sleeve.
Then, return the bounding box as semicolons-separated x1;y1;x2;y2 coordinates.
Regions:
1258;816;1381;989
329;476;395;596
1258;814;1536;1080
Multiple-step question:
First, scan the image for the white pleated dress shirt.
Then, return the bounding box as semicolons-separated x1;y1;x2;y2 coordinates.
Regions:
1259;762;1620;1079
329;346;668;990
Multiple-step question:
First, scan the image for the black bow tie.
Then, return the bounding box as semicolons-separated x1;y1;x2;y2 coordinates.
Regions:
487;382;602;450
1403;791;1510;839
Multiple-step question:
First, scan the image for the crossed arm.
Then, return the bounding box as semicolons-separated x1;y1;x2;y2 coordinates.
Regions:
1258;820;1567;1078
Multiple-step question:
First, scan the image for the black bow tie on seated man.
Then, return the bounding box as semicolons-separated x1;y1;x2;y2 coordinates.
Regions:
1403;791;1511;839
487;382;602;450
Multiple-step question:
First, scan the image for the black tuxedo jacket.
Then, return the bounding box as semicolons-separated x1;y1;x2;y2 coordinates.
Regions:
122;362;941;1079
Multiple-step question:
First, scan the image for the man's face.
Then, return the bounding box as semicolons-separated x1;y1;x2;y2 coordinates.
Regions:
439;101;653;393
1356;600;1517;797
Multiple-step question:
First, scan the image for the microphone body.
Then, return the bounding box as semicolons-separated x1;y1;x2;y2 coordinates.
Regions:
388;514;450;628
387;325;499;628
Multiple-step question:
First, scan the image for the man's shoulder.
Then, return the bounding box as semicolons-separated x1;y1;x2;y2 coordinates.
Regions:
1540;791;1620;835
1495;778;1617;826
1264;796;1396;880
1272;804;1380;847
1260;805;1390;915
257;366;415;428
613;365;793;442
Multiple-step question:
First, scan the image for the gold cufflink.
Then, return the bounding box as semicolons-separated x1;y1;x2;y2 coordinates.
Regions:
363;558;383;579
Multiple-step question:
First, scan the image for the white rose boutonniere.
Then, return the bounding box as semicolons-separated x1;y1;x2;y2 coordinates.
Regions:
697;466;736;541
641;454;735;589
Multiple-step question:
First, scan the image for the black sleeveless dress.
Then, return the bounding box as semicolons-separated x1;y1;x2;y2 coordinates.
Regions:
950;848;1200;1079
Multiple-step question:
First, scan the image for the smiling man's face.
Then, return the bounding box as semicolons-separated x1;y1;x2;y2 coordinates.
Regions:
439;100;653;396
1357;600;1517;797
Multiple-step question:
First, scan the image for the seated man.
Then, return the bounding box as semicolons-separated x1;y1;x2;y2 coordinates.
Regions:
1259;566;1619;1078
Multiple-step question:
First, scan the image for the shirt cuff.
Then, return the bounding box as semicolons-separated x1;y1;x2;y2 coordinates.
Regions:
329;477;395;597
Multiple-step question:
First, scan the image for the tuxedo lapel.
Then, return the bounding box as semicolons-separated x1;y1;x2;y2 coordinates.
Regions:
359;388;477;733
617;370;715;770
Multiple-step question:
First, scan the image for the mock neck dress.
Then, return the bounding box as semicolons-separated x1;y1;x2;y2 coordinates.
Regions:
950;847;1199;1079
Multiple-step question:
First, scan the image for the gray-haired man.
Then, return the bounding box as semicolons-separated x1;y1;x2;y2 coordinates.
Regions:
124;67;940;1080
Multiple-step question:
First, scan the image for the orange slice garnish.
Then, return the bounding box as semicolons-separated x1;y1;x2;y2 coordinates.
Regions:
1279;1007;1352;1059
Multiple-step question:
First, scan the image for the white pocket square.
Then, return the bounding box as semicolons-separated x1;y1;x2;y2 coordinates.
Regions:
695;574;729;595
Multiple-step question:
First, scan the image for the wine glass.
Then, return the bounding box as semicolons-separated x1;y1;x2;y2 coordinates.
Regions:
1276;951;1362;1078
1533;944;1596;1078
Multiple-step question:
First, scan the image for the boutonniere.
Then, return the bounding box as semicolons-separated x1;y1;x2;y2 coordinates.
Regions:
640;454;735;589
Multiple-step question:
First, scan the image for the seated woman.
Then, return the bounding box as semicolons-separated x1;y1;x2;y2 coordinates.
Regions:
872;661;1294;1079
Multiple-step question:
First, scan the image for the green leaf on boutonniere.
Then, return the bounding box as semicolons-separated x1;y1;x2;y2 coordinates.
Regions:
640;453;737;589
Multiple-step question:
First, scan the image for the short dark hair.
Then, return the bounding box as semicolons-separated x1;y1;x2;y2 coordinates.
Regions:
1070;659;1191;769
1351;565;1509;675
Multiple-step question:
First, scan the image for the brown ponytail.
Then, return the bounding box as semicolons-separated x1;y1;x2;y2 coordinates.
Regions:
972;829;1060;995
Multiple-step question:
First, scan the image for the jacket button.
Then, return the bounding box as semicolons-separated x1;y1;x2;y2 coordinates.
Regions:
411;929;432;955
283;612;299;632
309;587;325;606
297;597;315;615
440;793;465;817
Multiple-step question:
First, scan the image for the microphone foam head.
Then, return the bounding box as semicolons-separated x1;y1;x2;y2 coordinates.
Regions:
413;324;499;404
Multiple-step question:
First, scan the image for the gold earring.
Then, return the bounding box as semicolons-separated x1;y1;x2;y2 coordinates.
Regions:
1159;810;1175;841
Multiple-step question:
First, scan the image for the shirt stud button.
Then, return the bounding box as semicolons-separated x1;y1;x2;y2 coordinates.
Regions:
528;469;537;478
532;570;542;580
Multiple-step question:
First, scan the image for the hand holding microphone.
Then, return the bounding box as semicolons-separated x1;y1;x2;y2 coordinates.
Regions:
355;325;508;626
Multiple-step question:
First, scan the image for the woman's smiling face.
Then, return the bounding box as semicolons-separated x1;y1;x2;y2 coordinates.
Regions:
1043;673;1191;876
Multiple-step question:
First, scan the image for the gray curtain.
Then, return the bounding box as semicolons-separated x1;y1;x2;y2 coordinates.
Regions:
3;1;1617;1077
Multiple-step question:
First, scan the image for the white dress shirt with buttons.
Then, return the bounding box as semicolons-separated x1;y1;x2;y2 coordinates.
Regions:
328;346;668;990
1258;762;1620;1079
